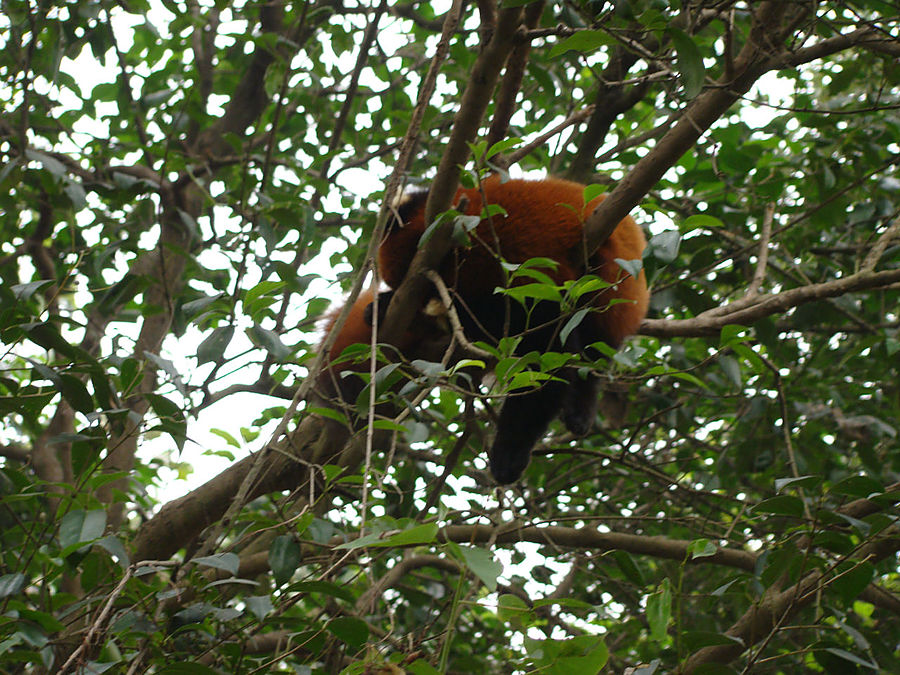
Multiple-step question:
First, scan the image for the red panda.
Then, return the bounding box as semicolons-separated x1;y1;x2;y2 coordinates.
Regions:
381;175;649;483
320;176;649;484
320;289;380;364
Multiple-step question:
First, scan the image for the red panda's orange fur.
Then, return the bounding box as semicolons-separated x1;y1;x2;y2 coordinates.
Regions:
319;176;649;483
379;174;648;348
315;289;448;403
320;289;378;365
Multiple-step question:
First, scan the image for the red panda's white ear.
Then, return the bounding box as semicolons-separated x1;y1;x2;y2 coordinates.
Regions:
423;298;450;334
390;189;412;210
423;298;446;317
388;189;414;229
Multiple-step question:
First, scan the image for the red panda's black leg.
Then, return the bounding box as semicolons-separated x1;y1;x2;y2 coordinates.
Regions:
557;313;602;436
363;290;396;327
489;377;569;484
449;294;602;483
562;371;600;436
483;297;573;483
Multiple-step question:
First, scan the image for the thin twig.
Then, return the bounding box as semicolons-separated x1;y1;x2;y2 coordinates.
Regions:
424;270;494;359
701;202;775;318
59;565;136;674
861;214;900;272
422;398;476;513
506;105;596;166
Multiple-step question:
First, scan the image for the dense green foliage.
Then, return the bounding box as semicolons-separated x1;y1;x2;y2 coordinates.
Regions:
1;1;899;673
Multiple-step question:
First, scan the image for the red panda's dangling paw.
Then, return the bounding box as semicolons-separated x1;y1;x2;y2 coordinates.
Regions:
561;373;601;437
488;377;570;484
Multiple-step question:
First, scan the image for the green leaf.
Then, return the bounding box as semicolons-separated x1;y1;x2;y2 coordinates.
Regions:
59;509;107;553
25;148;66;177
507;370;553;390
268;535;301;586
406;660;442;675
583;183;608;203
681;214;724;231
718;325;748;347
145;393;187;452
613;551;645;587
497;593;532;630
615;257;643;279
549;30;612;58
245;595;273;621
294;512;315;536
243;280;285;314
210;428;240;448
671;371;708;388
25;322;95;363
647;231;681;263
774;475;821;492
13;621;48;648
197;325;235;365
327;616;369;649
829;475;883;499
119;357;143;395
501;282;563;304
485;137;522;159
144;352;187;395
63;179;86;209
193;552;240;576
335;522;439;550
560;308;589;346
507;265;559;286
11;280;53;301
647;579;672;643
58;374;94;414
688;539;717;559
0;573;26;599
507;256;560;276
456;545;502;592
566;275;612;300
669;27;705;98
529;634;609;673
752;495;804;517
822;648;878;670
97;273;151;316
247;324;292;361
418;209;457;247
831;561;875;604
182;293;224;317
95;535;130;568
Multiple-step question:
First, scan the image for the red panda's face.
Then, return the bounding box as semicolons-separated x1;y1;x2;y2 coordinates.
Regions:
389;189;428;233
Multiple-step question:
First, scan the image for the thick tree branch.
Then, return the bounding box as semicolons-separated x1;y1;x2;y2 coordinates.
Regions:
380;5;524;345
580;2;810;255
567;44;652;182
485;1;545;152
641;267;900;338
438;523;758;571
0;442;29;463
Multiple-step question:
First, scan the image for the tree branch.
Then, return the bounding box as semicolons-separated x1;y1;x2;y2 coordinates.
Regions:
580;2;809;255
641;267;900;338
380;5;524;346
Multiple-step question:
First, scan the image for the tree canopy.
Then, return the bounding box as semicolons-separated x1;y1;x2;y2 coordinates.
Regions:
1;1;899;673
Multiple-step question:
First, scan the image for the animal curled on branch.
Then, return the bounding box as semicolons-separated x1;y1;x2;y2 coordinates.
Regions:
318;175;649;484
